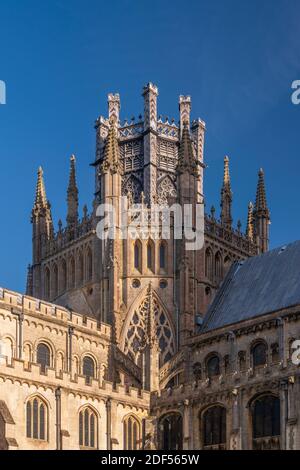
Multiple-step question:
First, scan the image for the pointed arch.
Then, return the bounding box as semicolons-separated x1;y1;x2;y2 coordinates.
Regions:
157;176;177;206
123;414;142;450
121;286;175;366
159;241;167;271
86;246;93;282
69;255;75;289
44;267;50;299
215;251;222;282
52;263;58;298
60;258;67;293
147;239;155;272
205;247;213;279
77;249;84;284
134;239;142;272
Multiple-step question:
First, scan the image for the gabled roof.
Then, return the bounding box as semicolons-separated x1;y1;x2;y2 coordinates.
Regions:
201;240;300;333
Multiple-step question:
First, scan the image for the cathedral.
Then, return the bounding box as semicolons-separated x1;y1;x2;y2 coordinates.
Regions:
0;83;299;451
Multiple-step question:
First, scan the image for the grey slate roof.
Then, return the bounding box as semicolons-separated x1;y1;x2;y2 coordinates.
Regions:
201;240;300;333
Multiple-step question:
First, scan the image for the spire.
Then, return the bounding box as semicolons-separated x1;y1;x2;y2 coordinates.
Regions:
255;168;268;212
253;168;270;253
34;166;47;209
246;201;254;240
220;156;232;227
66;154;79;227
102;119;120;174
177;121;198;176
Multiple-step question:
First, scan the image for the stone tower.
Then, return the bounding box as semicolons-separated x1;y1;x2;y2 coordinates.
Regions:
27;83;269;391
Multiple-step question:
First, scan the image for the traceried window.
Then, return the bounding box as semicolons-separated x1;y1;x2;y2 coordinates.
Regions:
36;343;51;373
252;342;267;367
79;407;98;448
52;263;58;298
215;252;222;282
83;356;95;383
203;406;226;449
206;355;220;378
124;292;175;366
86;247;93;281
252;395;280;449
123;415;141;450
26;396;48;441
159;413;183;450
44;267;50;299
60;259;67;293
78;251;84;284
69;256;75;289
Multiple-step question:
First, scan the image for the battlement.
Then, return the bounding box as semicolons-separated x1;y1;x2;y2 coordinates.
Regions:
0;287;111;338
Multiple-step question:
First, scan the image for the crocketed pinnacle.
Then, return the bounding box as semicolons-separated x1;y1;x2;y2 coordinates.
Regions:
255;168;268;212
34;166;47;208
246;201;254;240
102;119;120;173
177;121;198;176
67;154;79;226
220;156;232;227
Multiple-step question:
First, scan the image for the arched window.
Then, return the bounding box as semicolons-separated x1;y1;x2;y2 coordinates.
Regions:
123;415;141;450
252;342;267;367
271;343;280;363
238;350;246;371
77;251;84;284
147;240;154;272
159;242;166;270
203;406;226;449
83;356;95;383
36;343;51;373
86;247;93;281
224;255;231;275
215;252;222;282
159;413;183;450
134;240;142;271
69;256;75;289
252;395;280;449
26;396;48;441
52;263;58;298
206;355;220;378
44;267;50;299
60;259;67;293
205;248;213;279
79;407;98;448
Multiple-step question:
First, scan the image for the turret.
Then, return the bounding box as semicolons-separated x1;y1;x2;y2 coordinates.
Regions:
220;156;232;228
253;168;270;253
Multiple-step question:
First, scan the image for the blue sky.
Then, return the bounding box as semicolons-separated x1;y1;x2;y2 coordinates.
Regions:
0;0;300;292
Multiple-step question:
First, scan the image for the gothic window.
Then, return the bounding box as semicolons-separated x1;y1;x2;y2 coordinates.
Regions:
26;396;48;441
215;252;222;282
147;240;154;272
60;259;67;293
238;350;246;371
44;267;50;299
123;415;141;450
78;251;84;284
36;343;51;373
159;242;167;270
52;263;58;298
134;240;142;271
157;177;177;206
83;356;95;383
252;342;267;367
159;413;183;450
122;175;143;203
205;248;213;280
86;247;93;281
69;256;75;289
203;406;226;449
206;355;220;378
79;407;98;448
252;395;280;449
124;294;175;366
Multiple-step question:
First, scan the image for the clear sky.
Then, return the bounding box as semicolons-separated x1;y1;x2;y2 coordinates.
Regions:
0;0;300;293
